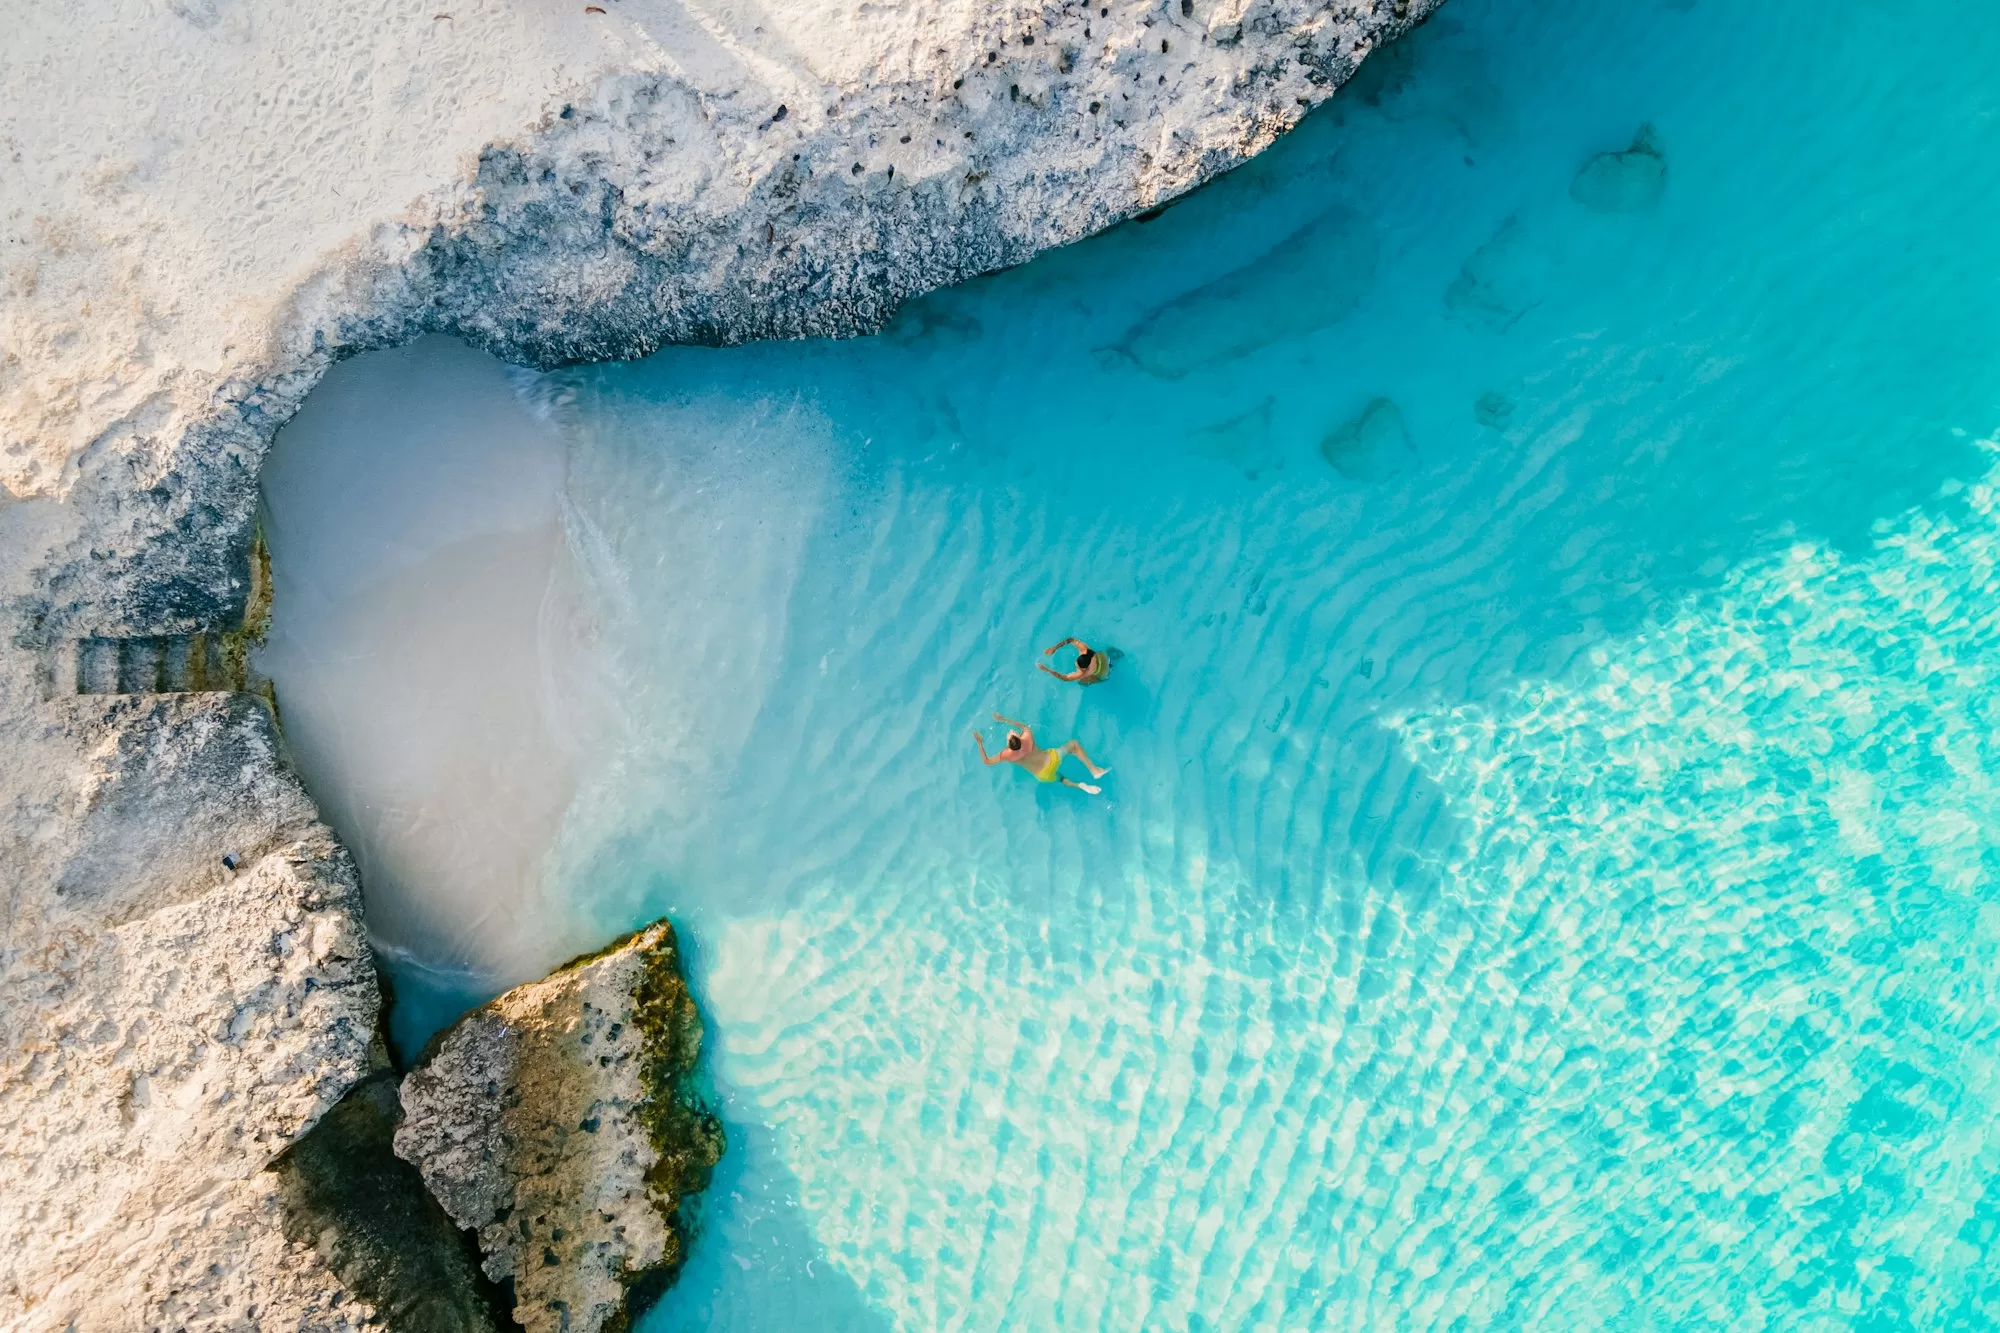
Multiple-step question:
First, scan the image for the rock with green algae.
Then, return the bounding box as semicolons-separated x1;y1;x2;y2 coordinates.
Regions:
393;920;723;1333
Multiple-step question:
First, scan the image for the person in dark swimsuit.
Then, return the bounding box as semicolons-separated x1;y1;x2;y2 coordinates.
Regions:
1039;637;1111;685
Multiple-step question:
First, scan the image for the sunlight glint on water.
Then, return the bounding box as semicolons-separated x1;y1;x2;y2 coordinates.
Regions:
258;0;2000;1326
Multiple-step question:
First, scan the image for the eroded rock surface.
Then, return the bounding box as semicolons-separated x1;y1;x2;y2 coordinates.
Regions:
396;920;721;1333
0;684;381;1329
1;0;1441;642
273;1070;512;1333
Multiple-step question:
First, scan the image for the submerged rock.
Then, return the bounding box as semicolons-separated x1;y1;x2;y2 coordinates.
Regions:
273;1071;512;1333
1474;390;1516;428
1118;206;1379;377
882;294;986;348
1570;125;1668;214
396;920;723;1333
1337;15;1509;150
1321;398;1417;482
1445;217;1546;332
1188;399;1283;479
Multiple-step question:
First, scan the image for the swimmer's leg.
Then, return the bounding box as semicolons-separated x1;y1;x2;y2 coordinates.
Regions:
1061;777;1103;795
1061;740;1109;779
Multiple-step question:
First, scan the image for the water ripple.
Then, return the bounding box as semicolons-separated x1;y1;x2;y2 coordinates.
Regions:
258;0;2000;1323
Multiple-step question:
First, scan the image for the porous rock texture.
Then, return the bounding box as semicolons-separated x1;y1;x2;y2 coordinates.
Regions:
0;676;382;1330
1;0;1439;641
396;920;722;1333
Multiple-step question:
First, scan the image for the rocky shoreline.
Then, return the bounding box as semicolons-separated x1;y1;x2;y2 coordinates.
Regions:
397;922;721;1333
0;0;1438;1325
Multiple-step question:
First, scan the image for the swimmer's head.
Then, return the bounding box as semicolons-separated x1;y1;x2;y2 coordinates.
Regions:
1007;733;1024;751
1076;650;1095;670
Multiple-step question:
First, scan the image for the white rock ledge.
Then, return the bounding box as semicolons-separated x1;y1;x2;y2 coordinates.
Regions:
2;0;1437;638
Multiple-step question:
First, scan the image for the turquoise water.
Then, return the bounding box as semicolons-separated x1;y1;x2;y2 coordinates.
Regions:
260;0;2000;1326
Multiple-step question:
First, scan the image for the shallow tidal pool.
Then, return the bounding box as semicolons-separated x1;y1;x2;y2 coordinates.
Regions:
260;0;2000;1326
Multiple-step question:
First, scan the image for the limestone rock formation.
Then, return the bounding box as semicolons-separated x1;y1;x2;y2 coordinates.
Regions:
1;0;1442;644
0;1;1441;1318
0;687;381;1329
396;920;722;1333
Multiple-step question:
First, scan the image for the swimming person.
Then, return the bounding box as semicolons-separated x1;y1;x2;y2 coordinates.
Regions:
974;713;1109;794
1039;636;1112;684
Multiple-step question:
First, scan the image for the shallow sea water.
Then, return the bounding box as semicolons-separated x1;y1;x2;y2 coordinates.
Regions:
261;0;2000;1326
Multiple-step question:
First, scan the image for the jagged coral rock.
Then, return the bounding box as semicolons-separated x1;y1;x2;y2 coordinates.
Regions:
396;920;721;1333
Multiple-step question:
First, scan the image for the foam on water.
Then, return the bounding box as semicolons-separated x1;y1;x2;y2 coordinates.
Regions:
260;0;2000;1325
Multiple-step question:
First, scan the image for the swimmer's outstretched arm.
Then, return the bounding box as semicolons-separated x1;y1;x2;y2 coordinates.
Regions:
992;712;1030;731
1038;661;1085;681
1044;637;1083;655
973;731;1008;766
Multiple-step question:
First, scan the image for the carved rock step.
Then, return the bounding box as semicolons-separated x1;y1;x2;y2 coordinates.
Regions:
48;630;262;697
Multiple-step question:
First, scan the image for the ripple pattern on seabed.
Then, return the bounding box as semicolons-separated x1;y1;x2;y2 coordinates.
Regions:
256;0;2000;1324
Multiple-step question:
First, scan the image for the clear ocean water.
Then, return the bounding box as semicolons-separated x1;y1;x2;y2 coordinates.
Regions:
258;0;2000;1326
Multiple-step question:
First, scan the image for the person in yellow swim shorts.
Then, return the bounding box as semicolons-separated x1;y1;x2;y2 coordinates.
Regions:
974;713;1110;795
